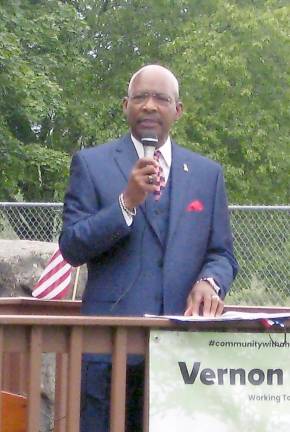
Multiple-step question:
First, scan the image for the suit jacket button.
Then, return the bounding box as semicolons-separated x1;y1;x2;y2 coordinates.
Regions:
157;259;163;268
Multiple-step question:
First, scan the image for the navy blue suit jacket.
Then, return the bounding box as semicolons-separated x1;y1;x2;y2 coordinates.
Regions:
59;134;238;316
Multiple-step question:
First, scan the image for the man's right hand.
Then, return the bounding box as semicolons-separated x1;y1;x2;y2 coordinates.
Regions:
123;157;159;210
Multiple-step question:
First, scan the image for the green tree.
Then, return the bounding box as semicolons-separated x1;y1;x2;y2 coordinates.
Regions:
0;0;90;201
0;0;289;205
170;1;290;203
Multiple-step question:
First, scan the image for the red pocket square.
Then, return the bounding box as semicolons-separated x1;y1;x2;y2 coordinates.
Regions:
186;200;204;212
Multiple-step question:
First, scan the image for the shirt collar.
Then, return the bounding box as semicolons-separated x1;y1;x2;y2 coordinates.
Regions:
130;133;172;168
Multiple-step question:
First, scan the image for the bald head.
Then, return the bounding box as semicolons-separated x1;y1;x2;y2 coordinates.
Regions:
123;64;183;145
128;65;180;100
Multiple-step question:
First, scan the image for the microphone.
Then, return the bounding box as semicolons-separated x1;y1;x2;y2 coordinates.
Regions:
141;133;158;158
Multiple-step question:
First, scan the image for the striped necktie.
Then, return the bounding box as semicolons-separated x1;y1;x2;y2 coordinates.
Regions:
153;150;165;200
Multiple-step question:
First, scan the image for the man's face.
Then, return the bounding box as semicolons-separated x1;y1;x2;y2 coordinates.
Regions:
123;68;183;146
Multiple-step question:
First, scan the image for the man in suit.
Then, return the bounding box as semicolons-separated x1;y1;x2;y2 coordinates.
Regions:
59;64;238;431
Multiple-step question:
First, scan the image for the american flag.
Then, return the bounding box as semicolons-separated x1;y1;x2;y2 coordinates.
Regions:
32;248;73;300
260;318;285;329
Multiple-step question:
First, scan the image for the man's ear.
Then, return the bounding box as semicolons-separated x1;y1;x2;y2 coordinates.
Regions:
175;101;183;120
122;96;128;114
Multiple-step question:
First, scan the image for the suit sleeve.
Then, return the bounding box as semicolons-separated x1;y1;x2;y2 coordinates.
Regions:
59;151;132;266
197;168;238;298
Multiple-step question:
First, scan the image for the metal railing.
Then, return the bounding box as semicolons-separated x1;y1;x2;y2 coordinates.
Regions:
0;203;289;306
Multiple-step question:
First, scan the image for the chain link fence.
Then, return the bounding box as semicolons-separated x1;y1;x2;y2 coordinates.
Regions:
0;202;289;306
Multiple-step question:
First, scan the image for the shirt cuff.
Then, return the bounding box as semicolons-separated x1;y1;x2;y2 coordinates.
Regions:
121;206;133;226
119;194;135;226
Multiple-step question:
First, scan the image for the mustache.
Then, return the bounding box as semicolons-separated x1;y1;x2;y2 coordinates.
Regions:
137;116;162;124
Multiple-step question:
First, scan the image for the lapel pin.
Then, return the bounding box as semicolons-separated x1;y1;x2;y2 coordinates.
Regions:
183;163;189;172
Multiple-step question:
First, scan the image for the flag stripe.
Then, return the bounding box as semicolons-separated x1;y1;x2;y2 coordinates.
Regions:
32;247;74;300
32;266;72;298
260;318;274;329
36;251;64;280
33;262;72;293
35;272;72;300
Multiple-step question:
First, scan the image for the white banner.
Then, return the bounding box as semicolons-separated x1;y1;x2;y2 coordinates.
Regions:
149;331;290;432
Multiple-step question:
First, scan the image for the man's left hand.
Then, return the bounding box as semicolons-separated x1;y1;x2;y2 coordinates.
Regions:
184;280;224;317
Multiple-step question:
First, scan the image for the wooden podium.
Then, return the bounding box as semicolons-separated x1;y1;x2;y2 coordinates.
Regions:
0;298;290;432
1;391;27;432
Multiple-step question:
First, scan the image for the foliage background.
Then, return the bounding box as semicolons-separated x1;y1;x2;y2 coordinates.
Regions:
0;0;289;204
0;0;289;305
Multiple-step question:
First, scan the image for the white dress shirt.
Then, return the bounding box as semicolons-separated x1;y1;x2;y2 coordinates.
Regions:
130;134;172;184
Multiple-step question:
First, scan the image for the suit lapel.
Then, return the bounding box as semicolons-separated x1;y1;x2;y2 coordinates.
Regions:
113;134;138;182
167;143;192;247
114;134;162;244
